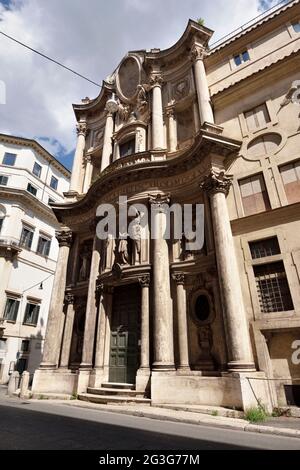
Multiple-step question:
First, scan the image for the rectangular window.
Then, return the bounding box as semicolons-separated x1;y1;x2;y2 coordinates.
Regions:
292;21;300;33
36;235;51;257
239;174;271;216
234;50;250;67
32;162;42;178
19;225;34;249
27;183;37;196
244;103;271;132
0;175;8;186
23;303;40;326
48;198;55;205
119;138;135;158
0;339;7;351
50;176;58;190
20;340;30;352
249;237;280;260
3;298;20;322
2;152;16;166
254;261;294;313
280;160;300;204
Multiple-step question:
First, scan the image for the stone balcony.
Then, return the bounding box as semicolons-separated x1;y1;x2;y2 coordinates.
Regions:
0;236;22;260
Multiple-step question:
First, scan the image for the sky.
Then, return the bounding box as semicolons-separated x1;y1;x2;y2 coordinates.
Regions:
0;0;289;170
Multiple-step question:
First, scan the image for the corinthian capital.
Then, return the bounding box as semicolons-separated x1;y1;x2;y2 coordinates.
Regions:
149;73;164;88
172;272;185;285
76;121;87;137
55;230;73;247
190;44;207;62
148;193;170;208
200;171;232;197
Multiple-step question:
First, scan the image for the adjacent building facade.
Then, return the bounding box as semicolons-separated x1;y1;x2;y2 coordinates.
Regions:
33;0;300;410
0;134;70;384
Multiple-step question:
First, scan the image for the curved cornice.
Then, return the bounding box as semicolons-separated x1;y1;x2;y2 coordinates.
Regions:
51;130;241;222
144;20;213;64
0;133;70;178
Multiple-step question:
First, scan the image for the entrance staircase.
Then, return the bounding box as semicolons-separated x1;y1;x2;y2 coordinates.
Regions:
78;382;151;405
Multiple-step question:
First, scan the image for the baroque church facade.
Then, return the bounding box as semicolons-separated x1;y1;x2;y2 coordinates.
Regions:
33;0;300;410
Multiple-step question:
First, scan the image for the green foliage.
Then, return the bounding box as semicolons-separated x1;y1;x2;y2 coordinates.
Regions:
70;393;78;400
211;410;219;416
197;18;205;26
272;407;291;418
245;406;268;423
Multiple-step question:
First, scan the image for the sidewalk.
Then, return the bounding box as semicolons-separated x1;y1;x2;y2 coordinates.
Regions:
61;399;300;439
1;390;300;440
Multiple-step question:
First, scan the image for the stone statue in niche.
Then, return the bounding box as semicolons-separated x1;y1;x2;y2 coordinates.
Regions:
136;84;148;114
118;103;131;122
116;235;130;265
173;78;190;101
129;209;141;264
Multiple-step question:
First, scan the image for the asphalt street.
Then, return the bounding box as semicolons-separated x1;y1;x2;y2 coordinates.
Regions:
0;398;300;450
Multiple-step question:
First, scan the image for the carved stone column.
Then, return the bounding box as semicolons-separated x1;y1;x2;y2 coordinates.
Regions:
80;233;101;370
60;293;75;369
138;275;150;370
101;109;115;172
190;45;214;125
150;194;175;370
166;107;177;152
200;171;255;371
69;121;87;194
150;72;165;150
40;230;73;369
82;155;93;193
172;273;190;370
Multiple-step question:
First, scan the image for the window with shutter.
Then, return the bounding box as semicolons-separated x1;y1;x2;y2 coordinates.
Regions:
244;103;270;132
239;174;271;216
3;298;20;322
23;303;40;326
20;226;34;249
280;160;300;204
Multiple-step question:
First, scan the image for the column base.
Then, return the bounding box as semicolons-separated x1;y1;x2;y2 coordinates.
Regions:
136;367;151;394
79;362;93;370
152;362;176;371
228;361;256;372
88;368;105;389
39;363;57;370
177;365;191;373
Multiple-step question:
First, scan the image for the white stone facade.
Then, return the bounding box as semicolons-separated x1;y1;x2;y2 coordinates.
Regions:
0;134;70;384
32;1;300;411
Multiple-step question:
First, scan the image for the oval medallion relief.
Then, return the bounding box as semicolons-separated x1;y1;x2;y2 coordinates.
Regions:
117;56;140;101
247;133;282;158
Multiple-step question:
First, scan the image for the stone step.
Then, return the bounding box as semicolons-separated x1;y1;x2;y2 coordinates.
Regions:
87;387;144;397
78;393;151;405
101;382;135;390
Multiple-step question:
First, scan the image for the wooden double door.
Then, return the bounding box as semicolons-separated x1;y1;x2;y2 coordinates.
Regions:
109;284;141;384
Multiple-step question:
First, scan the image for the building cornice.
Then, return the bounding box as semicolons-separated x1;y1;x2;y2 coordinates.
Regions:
50;130;241;222
208;0;300;59
0;133;71;178
0;187;59;224
211;46;300;102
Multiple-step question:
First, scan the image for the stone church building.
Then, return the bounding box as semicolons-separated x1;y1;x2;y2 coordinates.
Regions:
33;0;300;411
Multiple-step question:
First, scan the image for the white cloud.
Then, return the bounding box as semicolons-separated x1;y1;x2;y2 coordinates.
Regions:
0;0;268;168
